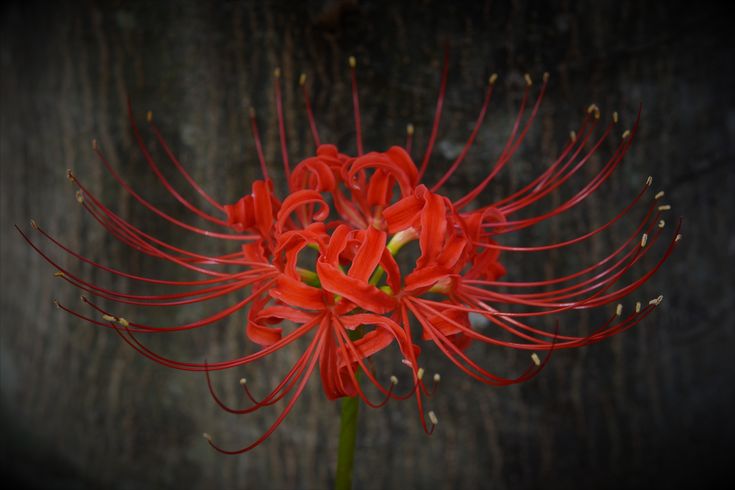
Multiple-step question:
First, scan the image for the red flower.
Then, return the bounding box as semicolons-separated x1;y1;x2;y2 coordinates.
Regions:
19;56;681;454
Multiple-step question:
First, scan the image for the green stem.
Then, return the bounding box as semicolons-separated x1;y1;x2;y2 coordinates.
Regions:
335;391;359;490
335;328;363;490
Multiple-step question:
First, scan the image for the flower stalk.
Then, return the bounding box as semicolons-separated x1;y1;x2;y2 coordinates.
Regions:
335;383;360;490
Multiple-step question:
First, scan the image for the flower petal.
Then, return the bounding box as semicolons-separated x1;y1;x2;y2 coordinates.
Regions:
269;274;325;310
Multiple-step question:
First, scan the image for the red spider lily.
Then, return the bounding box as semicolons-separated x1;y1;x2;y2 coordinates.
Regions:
19;54;681;455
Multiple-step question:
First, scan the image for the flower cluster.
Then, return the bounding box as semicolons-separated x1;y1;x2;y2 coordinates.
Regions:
20;56;680;453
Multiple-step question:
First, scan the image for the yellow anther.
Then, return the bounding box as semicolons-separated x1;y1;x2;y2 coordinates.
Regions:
542;72;550;82
489;73;498;85
146;111;153;123
428;411;438;425
658;220;665;228
53;271;64;278
75;190;84;204
30;219;39;229
570;130;577;142
655;190;665;200
531;353;541;366
417;367;425;380
587;104;600;119
406;123;415;136
613;111;619;123
640;233;648;248
622;129;631;139
299;73;307;85
616;304;623;316
675;234;682;242
649;295;664;306
239;378;247;385
658;204;671;211
646;176;653;186
348;56;356;68
635;302;642;313
433;373;441;383
92;139;98;150
524;73;533;86
273;67;281;78
203;433;212;442
390;375;398;385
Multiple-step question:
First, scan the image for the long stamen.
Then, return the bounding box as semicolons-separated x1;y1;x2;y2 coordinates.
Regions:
273;67;291;181
348;56;363;156
129;102;231;226
299;73;321;147
417;47;450;181
249;107;269;180
431;73;497;191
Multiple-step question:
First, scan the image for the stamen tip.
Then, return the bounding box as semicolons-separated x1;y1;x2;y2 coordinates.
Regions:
273;67;281;78
91;138;98;150
613;111;619;123
433;373;441;383
390;375;398;385
489;73;498;85
249;106;256;118
622;129;631;139
646;176;653;186
531;352;541;366
52;299;61;309
616;304;623;316
417;367;425;380
658;219;665;228
428;410;438;425
655;190;665;200
239;377;247;385
542;71;550;82
53;271;64;278
524;73;533;86
102;314;116;322
635;301;642;313
649;295;664;306
203;433;212;442
30;219;39;229
587;104;600;119
570;130;577;142
348;56;356;68
75;190;84;204
640;233;648;248
299;73;307;85
658;204;671;211
675;233;682;242
66;169;75;182
146;111;153;123
406;123;414;135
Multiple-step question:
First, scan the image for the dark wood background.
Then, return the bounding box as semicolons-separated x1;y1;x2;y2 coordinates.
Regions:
1;1;732;489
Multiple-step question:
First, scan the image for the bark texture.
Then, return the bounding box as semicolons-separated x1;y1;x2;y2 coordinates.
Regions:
1;1;732;489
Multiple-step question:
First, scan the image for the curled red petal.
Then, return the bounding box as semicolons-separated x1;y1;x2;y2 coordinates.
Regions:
317;260;396;313
348;226;386;282
269;274;325;310
276;190;329;233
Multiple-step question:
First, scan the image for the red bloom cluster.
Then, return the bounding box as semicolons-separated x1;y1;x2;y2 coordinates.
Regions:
20;56;681;453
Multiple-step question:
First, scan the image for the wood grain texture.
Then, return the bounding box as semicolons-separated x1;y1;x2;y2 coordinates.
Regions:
1;1;732;489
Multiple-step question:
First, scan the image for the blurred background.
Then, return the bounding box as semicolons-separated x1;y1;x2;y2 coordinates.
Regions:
1;1;733;489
